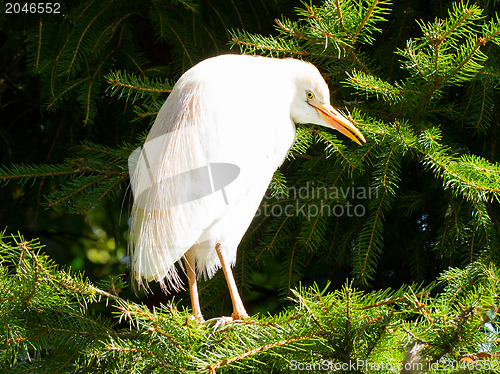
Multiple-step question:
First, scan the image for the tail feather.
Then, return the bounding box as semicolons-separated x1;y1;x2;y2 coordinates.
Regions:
128;69;224;292
130;208;187;292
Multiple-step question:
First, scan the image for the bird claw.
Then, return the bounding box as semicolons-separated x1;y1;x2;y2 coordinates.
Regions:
204;316;232;331
187;314;205;323
204;314;249;331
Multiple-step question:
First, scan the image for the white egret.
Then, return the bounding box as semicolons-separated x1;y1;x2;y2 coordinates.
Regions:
129;54;365;321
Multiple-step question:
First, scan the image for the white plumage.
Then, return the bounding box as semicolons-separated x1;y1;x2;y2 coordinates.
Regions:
129;54;365;320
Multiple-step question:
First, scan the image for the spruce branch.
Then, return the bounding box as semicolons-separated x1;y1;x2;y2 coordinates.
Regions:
345;70;413;103
1;140;133;213
312;128;356;169
106;71;173;101
3;233;500;372
0;164;82;184
3;2;500;370
350;111;500;203
351;0;392;44
66;2;112;74
395;1;500;118
206;334;313;374
334;0;346;32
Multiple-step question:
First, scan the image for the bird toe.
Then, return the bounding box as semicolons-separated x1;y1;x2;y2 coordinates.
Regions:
204;316;234;330
188;314;205;323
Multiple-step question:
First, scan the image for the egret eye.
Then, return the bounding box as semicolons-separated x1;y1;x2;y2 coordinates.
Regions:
306;90;315;100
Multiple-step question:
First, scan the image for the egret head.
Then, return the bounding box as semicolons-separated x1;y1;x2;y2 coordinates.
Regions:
289;62;366;145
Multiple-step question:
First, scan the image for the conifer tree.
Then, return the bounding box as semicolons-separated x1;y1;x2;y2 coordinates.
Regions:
229;0;500;291
1;0;500;372
2;232;500;372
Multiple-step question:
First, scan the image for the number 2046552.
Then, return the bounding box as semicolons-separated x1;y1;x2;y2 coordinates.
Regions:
5;3;61;14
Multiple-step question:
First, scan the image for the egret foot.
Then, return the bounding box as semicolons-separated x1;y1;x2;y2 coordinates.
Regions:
205;316;233;325
215;242;249;320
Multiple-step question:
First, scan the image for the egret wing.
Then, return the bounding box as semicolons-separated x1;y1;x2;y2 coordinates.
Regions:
130;77;229;291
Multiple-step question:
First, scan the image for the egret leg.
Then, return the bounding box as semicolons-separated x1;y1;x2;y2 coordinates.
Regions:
215;242;249;320
184;248;204;321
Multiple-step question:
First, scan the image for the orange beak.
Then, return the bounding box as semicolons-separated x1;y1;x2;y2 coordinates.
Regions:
313;103;366;145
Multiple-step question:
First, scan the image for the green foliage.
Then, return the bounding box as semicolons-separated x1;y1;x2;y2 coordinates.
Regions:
18;0;267;125
0;141;131;214
3;233;500;373
106;71;175;102
229;0;500;290
2;0;500;371
3;0;499;290
0;0;286;221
